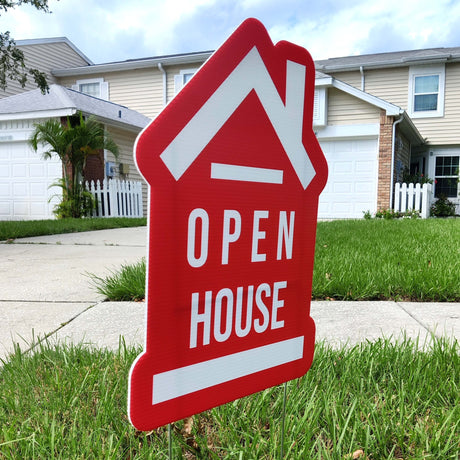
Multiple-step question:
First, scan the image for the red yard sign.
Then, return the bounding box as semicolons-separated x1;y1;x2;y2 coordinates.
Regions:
128;18;328;430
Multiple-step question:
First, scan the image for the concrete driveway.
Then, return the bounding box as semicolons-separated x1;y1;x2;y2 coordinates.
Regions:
0;227;147;359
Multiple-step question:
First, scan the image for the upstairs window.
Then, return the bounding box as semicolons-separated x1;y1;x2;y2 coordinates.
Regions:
79;82;101;98
73;78;109;100
435;155;459;198
174;69;198;95
414;75;439;111
408;66;445;118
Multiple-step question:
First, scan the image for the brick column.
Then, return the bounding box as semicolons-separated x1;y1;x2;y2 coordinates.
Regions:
377;111;394;210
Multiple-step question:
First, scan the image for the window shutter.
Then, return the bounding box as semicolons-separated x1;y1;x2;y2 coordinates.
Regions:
100;82;109;100
174;74;184;95
313;90;320;120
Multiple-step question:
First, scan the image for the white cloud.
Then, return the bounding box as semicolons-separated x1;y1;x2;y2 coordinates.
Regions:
2;0;460;63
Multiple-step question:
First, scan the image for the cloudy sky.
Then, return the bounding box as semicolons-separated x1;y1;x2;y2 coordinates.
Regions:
3;0;460;64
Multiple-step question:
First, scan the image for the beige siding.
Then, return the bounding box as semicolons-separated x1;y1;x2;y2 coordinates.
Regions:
58;68;164;119
166;63;204;104
106;126;147;216
328;71;362;89
327;88;380;125
328;67;409;109
1;42;89;98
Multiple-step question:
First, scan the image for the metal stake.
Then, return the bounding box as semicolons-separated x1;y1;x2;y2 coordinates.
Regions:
279;382;288;460
168;423;173;459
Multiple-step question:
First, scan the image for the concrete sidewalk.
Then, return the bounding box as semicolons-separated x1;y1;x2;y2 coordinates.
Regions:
1;227;459;360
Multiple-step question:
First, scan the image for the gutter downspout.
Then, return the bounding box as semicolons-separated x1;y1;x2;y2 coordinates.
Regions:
390;114;404;209
158;62;167;107
360;66;365;91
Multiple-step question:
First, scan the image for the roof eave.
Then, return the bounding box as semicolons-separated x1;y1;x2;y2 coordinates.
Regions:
316;56;460;72
52;51;214;77
0;108;76;122
315;76;333;87
399;112;425;146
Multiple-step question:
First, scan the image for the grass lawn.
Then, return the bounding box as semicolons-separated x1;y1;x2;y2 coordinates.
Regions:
90;218;460;302
0;217;147;241
313;218;460;301
0;338;458;459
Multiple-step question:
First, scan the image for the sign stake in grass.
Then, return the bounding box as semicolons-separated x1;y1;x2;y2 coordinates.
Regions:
168;423;172;459
279;381;288;459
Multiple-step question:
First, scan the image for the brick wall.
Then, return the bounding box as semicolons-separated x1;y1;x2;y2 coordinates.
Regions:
377;111;394;210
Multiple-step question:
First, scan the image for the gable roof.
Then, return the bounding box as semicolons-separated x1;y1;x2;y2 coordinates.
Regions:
16;37;93;66
0;84;150;130
315;46;460;72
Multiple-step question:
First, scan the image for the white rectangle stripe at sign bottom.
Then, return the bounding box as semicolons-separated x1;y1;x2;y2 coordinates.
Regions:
211;163;283;184
152;336;304;405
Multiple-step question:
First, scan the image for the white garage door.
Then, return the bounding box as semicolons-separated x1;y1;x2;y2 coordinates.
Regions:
318;138;378;219
0;141;62;220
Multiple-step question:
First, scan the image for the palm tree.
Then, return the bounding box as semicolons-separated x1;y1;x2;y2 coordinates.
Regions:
30;113;119;218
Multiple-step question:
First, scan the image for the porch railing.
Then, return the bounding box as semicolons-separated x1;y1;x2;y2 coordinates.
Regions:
394;182;433;218
85;179;143;218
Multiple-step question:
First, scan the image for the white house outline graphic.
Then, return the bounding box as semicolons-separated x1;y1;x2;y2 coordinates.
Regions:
160;46;316;190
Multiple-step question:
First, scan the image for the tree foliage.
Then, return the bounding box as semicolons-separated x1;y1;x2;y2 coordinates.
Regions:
30;113;119;218
1;0;55;93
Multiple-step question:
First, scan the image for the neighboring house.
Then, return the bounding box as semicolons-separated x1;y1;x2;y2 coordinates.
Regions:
316;48;460;214
0;84;150;220
1;38;459;219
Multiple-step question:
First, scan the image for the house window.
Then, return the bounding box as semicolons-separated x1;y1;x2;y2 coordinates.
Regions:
408;65;445;118
79;82;101;98
174;69;198;95
73;78;109;100
435;156;459;198
414;75;439;111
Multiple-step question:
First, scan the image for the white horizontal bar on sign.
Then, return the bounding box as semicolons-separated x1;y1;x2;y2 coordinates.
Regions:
211;163;284;184
152;336;304;405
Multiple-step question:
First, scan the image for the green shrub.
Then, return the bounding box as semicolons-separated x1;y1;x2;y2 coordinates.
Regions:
430;194;456;217
363;209;420;220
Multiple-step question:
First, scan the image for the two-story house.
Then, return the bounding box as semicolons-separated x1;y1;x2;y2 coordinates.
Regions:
1;37;459;219
316;48;460;215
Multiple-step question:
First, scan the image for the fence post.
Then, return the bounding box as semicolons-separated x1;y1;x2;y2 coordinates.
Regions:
137;181;143;217
407;183;414;210
400;183;407;212
394;183;401;212
110;179;119;217
421;183;431;218
414;183;421;213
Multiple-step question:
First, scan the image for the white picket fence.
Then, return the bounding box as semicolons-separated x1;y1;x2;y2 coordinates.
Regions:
394;182;433;218
85;179;143;218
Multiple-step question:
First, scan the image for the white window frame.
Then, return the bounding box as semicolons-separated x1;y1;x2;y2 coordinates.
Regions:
408;65;445;118
73;77;109;100
428;149;460;201
174;68;199;95
313;88;327;127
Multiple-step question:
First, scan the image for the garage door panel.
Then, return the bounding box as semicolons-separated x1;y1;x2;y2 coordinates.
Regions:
333;182;352;193
355;161;374;173
354;182;375;193
318;139;378;219
1;140;62;220
333;161;353;173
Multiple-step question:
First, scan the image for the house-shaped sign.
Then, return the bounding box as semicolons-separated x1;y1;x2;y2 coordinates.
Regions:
128;18;328;431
